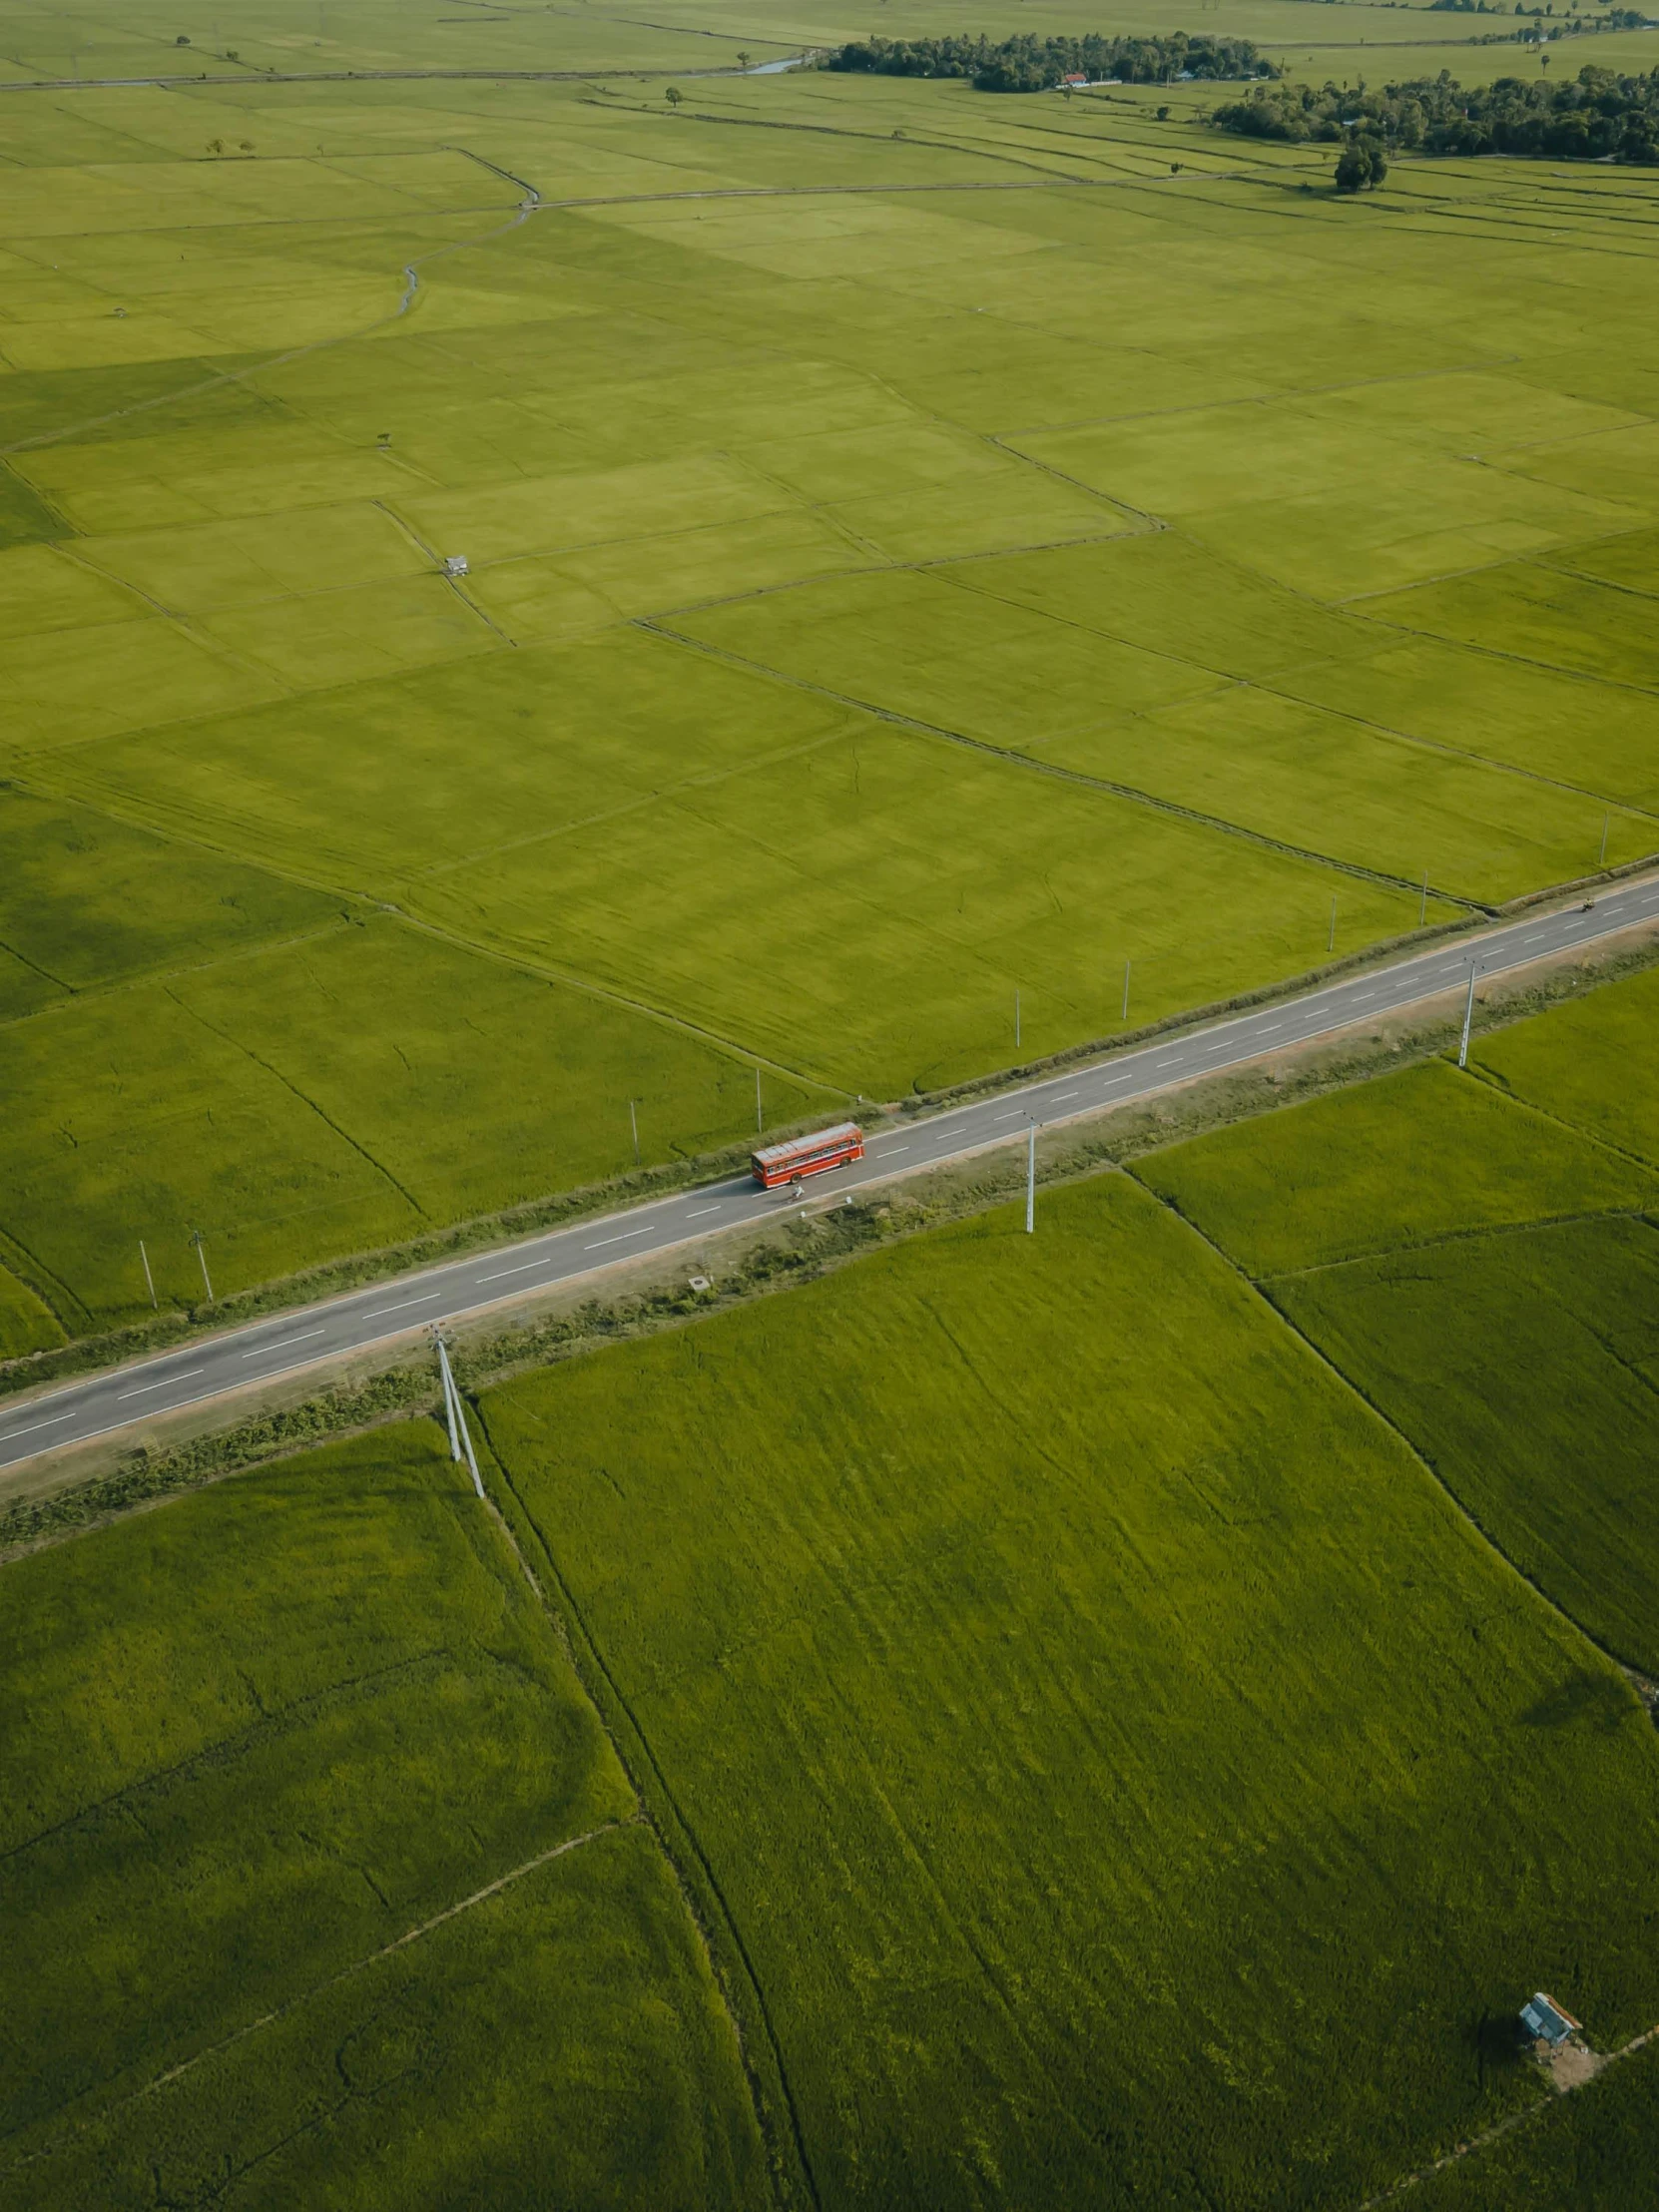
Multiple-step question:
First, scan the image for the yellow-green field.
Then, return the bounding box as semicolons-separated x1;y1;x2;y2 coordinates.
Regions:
4;1;1658;1337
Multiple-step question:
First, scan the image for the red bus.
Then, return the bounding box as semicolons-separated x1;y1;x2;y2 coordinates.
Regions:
752;1121;864;1189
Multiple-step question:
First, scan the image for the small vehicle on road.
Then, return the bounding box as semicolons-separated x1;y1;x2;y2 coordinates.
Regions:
752;1122;864;1189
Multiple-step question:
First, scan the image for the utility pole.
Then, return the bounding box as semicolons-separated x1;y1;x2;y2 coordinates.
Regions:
629;1097;640;1165
756;1066;763;1135
190;1230;213;1303
435;1335;484;1499
1457;961;1479;1069
1328;893;1338;955
1014;987;1021;1052
1121;957;1131;1023
139;1239;157;1311
1600;813;1610;868
436;1330;461;1460
1418;869;1428;927
1025;1119;1036;1235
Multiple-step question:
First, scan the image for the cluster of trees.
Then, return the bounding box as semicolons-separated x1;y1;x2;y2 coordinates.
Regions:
822;33;1278;93
1430;0;1651;31
1211;64;1659;161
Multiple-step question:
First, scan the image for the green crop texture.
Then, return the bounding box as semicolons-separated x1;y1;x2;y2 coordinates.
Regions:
1144;967;1659;1676
483;1168;1659;2209
1411;2038;1659;2209
6;2;1659;1338
0;1420;766;2209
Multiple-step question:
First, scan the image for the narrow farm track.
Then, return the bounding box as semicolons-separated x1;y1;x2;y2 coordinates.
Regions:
0;1817;636;2180
1357;2019;1659;2208
5;875;1658;1473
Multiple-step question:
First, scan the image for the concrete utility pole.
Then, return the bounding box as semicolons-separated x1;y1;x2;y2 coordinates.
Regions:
190;1230;213;1303
629;1097;640;1165
1328;893;1338;955
1457;961;1479;1069
436;1335;484;1498
1025;1119;1037;1235
756;1066;763;1135
1418;869;1428;927
139;1239;157;1311
1600;814;1610;867
1121;957;1131;1023
1015;988;1021;1052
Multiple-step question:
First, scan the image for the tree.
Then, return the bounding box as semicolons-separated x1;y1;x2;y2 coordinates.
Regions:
737;49;752;70
1335;132;1387;189
665;85;683;106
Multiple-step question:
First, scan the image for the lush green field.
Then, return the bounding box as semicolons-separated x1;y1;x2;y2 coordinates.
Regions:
1142;969;1659;1674
483;1167;1659;2210
5;5;1659;1338
0;912;831;1329
1134;1055;1659;1276
0;1421;766;2208
1471;960;1659;1169
1411;2041;1659;2211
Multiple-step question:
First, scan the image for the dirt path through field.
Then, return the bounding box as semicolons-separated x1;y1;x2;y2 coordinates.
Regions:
1359;2020;1659;2206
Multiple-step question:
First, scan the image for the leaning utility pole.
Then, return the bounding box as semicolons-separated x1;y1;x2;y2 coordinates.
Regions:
435;1335;484;1499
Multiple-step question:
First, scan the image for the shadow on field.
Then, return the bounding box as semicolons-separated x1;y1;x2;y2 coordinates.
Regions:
1521;1669;1636;1736
1468;2010;1529;2081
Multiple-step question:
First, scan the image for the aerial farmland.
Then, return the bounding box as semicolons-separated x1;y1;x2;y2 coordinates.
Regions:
4;1;1659;2203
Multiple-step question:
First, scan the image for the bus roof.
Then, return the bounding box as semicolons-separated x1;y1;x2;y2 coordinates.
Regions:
752;1122;862;1171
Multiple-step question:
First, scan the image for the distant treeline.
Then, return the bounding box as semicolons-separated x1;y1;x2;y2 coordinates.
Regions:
1210;65;1659;160
1429;0;1649;17
822;33;1279;94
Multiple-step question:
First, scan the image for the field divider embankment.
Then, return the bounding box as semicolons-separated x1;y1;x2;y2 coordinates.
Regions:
662;98;1102;181
638;617;1494;913
1133;1172;1659;1733
0;65;779;92
0;167;535;462
477;1424;823;2207
1331;607;1659;705
1254;1203;1659;1290
0;1816;636;2176
162;984;431;1220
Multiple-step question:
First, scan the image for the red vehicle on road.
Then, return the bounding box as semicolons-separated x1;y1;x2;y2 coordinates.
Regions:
751;1122;864;1189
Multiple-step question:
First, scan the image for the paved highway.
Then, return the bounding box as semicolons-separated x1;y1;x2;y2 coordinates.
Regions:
4;876;1656;1472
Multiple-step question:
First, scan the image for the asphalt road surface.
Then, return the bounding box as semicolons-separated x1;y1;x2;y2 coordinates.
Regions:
4;878;1655;1472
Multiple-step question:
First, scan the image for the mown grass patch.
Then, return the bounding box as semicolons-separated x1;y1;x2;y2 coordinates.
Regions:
484;1171;1659;2210
0;1418;764;2208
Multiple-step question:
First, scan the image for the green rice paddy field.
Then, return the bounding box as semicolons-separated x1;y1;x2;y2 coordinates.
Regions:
12;923;1659;2203
0;1420;766;2209
5;0;1659;1336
